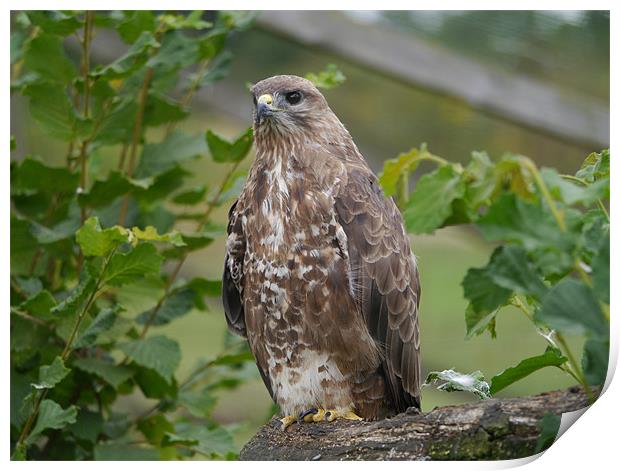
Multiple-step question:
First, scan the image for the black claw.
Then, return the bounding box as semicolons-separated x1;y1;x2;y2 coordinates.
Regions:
298;408;319;421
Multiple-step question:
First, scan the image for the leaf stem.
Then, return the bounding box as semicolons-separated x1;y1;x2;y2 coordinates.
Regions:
560;174;609;222
522;157;565;232
555;332;594;402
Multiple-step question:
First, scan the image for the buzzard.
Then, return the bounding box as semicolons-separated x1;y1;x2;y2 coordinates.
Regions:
222;75;421;429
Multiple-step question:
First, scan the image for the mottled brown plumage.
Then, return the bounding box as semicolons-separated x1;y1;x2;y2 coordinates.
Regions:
222;75;421;420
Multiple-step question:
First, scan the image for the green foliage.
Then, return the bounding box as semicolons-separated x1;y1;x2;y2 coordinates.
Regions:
383;147;610;398
305;64;347;90
535;412;561;453
10;10;258;460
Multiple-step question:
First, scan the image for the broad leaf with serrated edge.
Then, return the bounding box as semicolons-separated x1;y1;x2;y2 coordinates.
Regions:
32;357;70;389
103;243;163;286
403;164;464;234
118;335;181;384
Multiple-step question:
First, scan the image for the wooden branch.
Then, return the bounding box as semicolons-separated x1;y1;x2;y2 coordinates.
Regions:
240;387;592;461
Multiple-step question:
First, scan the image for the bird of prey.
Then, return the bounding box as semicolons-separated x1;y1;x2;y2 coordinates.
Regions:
222;75;421;429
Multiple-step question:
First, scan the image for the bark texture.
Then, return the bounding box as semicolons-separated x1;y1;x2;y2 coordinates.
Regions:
240;387;592;461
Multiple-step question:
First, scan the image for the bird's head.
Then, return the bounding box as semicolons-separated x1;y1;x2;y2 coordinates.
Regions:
250;75;335;140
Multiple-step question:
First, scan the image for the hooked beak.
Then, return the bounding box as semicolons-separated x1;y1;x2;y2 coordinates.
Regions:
256;94;274;124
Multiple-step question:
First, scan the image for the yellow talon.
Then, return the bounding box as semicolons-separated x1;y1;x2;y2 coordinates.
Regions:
326;409;363;422
312;409;327;422
280;415;296;430
342;411;363;421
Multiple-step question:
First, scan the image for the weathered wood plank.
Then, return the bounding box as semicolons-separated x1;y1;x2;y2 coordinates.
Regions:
257;11;609;148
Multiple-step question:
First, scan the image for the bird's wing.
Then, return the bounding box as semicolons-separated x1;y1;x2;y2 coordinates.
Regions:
335;166;421;411
222;200;246;336
223;200;275;400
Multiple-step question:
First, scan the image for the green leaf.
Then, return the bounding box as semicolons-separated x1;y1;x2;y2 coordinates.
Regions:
144;92;188;126
131;226;185;247
172;185;207;205
93;31;159;80
591;235;609;304
403;165;464;234
19;290;57;319
482;246;548;299
379;146;428;196
178;390;217;417
162;226;225;258
218;10;257;31
24;34;77;83
582;338;609;386
305;64;346;90
76;217;130;257
424;369;490;399
103;243;163;286
72;358;134;388
462;151;496;210
490;347;567;395
68;408;103;444
137;414;174;445
535;412;561;453
117;10;156;43
576;149;610;183
33;357;71;390
51;274;96;318
74;308;118;348
12;157;79;195
164;423;236;458
136;288;195;326
477;193;571;252
12;276;43;297
134;365;178;399
78;171;150;208
94;443;160;460
493;155;536;200
147;30;201;72
206;128;253;163
26;11;82;36
135;166;189;203
25;399;78;445
541;167;609;205
118;336;181;384
136;131;206;178
93;99;138;146
198;51;233;87
535;279;607;338
462;249;512;314
22;83;77;139
464;304;499;339
30;216;81;245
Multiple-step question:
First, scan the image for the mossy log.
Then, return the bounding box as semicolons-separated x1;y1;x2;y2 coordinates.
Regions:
240;387;591;461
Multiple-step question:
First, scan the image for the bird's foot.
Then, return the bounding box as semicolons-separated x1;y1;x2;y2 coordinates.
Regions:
325;409;363;422
280;415;297;431
282;408;363;429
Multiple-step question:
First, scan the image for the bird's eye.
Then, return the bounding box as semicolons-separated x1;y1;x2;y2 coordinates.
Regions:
252;95;257;107
285;91;302;105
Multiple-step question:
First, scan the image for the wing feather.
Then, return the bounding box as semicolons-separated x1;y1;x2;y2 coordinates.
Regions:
335;167;421;412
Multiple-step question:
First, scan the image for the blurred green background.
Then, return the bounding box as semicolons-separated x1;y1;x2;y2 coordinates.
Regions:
11;10;609;448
